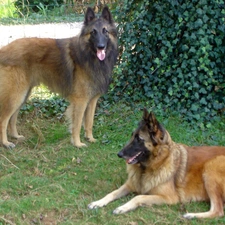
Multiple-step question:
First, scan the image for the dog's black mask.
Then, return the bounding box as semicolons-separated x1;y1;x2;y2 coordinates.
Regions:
117;133;150;164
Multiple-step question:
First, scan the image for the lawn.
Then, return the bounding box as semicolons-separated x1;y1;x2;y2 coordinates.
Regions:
0;97;224;225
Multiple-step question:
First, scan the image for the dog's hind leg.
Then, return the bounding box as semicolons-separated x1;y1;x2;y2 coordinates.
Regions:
83;94;100;143
0;98;27;148
8;89;31;141
0;104;24;148
0;114;15;148
0;69;29;148
8;109;25;141
183;156;225;219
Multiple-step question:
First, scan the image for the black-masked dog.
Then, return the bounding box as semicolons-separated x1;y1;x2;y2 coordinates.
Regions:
0;6;117;148
89;109;225;219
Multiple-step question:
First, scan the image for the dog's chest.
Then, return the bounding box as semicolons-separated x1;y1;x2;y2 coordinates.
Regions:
129;168;156;194
128;164;173;195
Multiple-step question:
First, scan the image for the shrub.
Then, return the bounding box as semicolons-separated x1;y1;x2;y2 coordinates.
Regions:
112;0;225;124
14;0;64;15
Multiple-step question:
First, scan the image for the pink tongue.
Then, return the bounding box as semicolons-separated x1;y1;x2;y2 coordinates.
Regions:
126;156;136;164
97;49;106;61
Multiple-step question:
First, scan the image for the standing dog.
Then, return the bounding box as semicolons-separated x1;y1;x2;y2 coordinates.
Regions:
89;109;225;219
0;6;118;148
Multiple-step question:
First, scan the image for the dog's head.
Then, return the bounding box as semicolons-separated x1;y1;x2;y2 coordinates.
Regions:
81;6;117;61
118;109;171;165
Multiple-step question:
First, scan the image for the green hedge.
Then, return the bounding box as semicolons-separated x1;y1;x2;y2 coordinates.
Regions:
112;0;225;124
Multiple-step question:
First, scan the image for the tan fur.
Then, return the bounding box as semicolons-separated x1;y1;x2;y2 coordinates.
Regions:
88;110;225;219
0;7;117;148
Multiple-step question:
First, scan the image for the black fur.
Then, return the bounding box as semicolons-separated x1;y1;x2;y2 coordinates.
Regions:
52;6;118;97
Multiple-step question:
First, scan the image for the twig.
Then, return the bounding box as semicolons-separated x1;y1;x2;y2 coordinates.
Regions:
0;216;16;225
0;154;20;170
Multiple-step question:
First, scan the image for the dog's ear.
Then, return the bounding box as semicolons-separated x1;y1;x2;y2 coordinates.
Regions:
148;111;159;133
84;7;96;25
148;112;166;145
101;6;113;24
143;108;149;121
143;109;158;132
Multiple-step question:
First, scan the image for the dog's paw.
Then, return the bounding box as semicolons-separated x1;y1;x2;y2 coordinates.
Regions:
183;213;196;220
71;139;87;148
9;133;25;141
88;200;105;209
3;141;16;149
76;142;87;148
113;205;130;214
16;135;25;141
87;137;97;143
85;134;97;143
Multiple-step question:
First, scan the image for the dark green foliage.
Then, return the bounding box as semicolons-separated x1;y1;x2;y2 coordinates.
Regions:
112;0;225;124
21;96;69;119
14;0;64;15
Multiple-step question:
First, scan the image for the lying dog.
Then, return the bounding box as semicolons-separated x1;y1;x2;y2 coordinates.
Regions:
89;109;225;219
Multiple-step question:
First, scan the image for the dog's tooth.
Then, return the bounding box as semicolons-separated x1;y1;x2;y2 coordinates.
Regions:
126;152;142;164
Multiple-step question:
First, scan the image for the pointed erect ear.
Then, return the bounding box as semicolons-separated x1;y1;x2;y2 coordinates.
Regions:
101;6;113;24
84;7;96;25
148;111;159;133
148;112;167;144
143;108;149;121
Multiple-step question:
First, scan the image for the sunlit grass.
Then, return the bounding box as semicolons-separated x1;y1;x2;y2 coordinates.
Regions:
0;0;85;24
0;0;17;18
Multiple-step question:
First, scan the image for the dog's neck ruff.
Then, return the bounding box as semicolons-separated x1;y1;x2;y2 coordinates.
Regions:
174;144;188;185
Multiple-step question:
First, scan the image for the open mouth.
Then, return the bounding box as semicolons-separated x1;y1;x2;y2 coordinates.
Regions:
97;48;106;61
126;151;142;164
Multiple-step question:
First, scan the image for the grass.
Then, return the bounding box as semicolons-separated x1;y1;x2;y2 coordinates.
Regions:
0;97;225;225
0;0;85;25
0;0;17;19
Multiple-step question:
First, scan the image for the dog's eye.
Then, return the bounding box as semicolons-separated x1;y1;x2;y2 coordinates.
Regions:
91;29;97;35
135;134;144;142
139;136;144;141
103;28;108;34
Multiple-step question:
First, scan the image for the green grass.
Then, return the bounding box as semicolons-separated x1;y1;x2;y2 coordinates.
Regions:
0;0;17;19
0;100;225;225
0;0;85;25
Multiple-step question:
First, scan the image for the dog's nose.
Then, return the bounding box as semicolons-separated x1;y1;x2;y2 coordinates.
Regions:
97;44;105;50
117;151;123;158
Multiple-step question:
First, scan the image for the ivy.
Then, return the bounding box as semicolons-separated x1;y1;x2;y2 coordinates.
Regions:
21;96;69;120
111;0;225;124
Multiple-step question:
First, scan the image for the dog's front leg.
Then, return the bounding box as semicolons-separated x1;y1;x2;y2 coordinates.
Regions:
88;184;130;209
113;194;174;214
66;98;88;148
83;94;100;143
